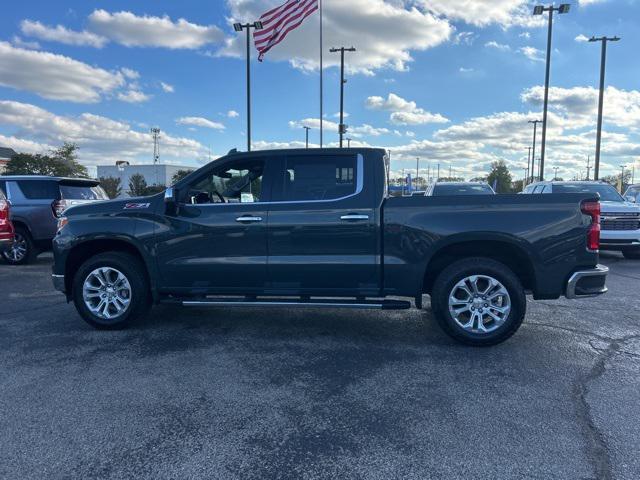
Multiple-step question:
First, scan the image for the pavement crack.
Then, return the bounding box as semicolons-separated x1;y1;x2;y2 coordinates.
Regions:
572;334;640;480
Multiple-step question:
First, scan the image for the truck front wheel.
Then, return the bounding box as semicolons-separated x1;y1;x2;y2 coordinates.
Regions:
72;252;151;330
430;257;526;346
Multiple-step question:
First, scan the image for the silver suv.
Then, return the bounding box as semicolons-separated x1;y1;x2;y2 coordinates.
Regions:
0;176;107;264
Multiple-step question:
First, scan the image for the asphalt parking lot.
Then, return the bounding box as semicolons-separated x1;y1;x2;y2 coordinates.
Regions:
1;253;639;480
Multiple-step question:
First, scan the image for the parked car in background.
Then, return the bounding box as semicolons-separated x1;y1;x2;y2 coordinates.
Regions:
425;182;495;196
0;186;14;254
624;184;640;203
52;148;607;346
0;176;108;264
523;180;640;259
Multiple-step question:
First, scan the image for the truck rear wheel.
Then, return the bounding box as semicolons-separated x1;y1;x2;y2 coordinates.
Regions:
2;226;36;265
72;252;151;330
430;257;526;346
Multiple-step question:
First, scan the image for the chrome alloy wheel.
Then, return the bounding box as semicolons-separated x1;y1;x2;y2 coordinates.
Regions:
82;267;132;320
4;232;27;262
448;275;511;334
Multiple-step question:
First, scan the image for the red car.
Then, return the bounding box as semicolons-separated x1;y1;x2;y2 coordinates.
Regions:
0;187;14;252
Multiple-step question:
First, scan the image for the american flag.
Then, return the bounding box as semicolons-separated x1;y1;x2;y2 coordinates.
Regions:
254;0;319;61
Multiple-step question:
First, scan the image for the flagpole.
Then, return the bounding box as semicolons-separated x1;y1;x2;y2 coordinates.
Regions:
319;0;323;148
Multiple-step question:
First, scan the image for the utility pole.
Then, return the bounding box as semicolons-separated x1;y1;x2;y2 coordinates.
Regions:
234;21;264;152
526;147;532;185
553;166;559;180
586;155;591;180
533;4;571;181
437;163;440;182
303;126;311;149
620;164;626;193
528;120;542;183
416;157;420;190
329;46;356;148
151;128;160;186
588;36;620;180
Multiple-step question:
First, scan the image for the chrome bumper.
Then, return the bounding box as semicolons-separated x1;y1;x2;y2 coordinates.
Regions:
52;274;66;293
565;264;609;299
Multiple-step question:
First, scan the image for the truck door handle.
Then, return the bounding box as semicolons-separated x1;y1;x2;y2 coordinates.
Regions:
340;214;369;221
235;216;263;223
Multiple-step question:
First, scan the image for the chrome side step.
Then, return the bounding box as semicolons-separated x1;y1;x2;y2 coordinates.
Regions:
178;298;411;310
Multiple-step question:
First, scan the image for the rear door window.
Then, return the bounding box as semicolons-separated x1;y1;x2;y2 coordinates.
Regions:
279;155;358;202
59;183;108;200
16;180;59;199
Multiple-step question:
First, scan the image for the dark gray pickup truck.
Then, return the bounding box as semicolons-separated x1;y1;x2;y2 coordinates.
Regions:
52;148;608;345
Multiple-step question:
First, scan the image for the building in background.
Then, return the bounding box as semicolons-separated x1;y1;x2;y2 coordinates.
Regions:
97;162;196;197
0;147;18;174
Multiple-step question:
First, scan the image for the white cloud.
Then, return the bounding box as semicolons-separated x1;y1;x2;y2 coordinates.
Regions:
288;118;388;139
485;41;511;51
0;133;52;154
160;82;175;93
0;42;124;102
88;10;224;49
459;67;474;73
176;116;226;130
11;36;41;50
519;32;531;39
453;31;476;45
0;100;207;165
418;0;545;28
117;90;151;103
521;85;640;129
221;0;452;74
121;68;140;80
20;20;107;48
365;93;448;125
227;110;239;118
520;46;544;62
575;34;590;43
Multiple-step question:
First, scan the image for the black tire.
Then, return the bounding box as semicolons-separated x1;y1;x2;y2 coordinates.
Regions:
622;248;640;260
431;257;526;346
1;226;37;265
72;252;151;330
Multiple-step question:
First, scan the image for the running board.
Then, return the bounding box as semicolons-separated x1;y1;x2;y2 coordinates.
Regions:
175;298;411;310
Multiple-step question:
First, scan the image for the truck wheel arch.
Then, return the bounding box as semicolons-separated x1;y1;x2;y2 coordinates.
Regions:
64;239;155;300
422;239;536;295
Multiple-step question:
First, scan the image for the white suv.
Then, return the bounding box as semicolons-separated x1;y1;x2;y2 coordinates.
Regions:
523;181;640;259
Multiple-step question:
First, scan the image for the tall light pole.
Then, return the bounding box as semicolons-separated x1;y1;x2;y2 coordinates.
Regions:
528;119;542;182
526;147;532;185
234;21;263;152
553;166;559;180
620;164;626;193
533;4;571;181
329;46;356;148
303;126;311;149
151;127;160;186
588;36;620;180
346;137;352;148
416;157;420;189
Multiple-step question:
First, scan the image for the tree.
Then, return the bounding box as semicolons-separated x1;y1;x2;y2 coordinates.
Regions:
4;142;87;177
171;169;193;184
470;176;488;183
99;177;122;199
601;171;632;193
486;160;513;193
143;185;166;195
128;174;148;197
437;177;465;182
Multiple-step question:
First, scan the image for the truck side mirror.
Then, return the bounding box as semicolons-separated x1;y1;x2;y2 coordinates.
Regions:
164;187;176;203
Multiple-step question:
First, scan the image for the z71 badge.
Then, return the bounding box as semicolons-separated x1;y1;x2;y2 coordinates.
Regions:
124;203;150;209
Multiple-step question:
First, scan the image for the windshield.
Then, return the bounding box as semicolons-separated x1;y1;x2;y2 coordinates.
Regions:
433;184;494;196
552;183;624;202
60;184;109;200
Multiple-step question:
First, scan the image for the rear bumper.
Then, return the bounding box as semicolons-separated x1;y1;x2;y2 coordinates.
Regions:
565;264;609;299
52;274;66;293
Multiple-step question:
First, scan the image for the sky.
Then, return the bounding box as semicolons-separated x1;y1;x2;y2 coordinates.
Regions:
0;0;639;181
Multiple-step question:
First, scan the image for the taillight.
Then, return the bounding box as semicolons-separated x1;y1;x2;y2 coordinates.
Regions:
51;199;68;218
581;200;600;252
